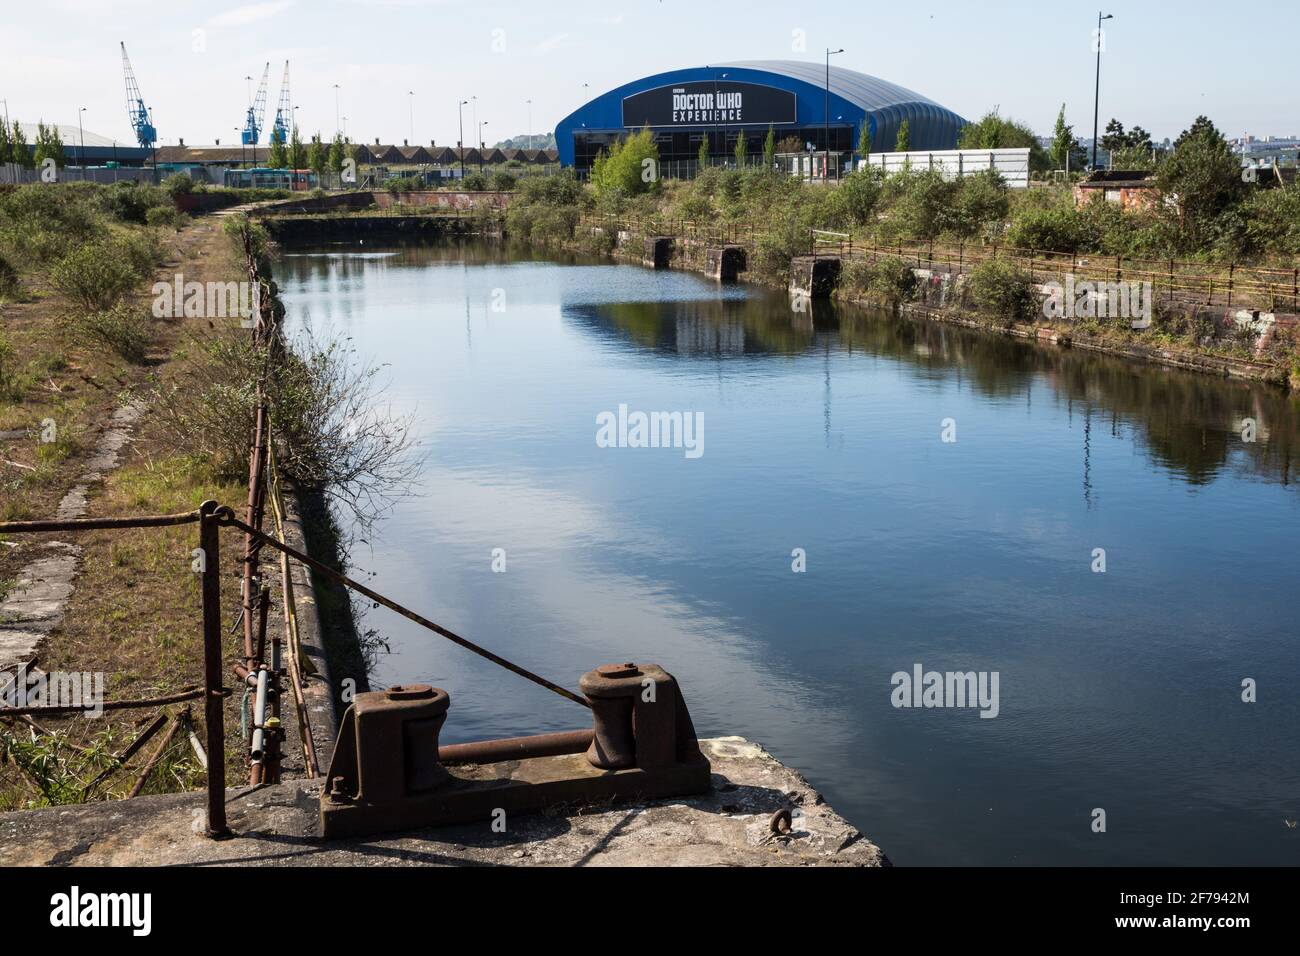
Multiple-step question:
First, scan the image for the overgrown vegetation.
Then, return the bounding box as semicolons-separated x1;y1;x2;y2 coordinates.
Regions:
966;259;1037;325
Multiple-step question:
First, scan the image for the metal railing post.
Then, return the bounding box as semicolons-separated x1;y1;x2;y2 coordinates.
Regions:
199;500;230;838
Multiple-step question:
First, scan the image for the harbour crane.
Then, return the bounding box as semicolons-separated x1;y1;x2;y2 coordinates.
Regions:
270;61;291;145
120;42;156;148
241;62;270;145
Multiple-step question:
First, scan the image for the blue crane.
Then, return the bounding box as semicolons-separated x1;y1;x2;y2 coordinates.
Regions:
120;42;156;148
270;61;291;145
241;63;270;146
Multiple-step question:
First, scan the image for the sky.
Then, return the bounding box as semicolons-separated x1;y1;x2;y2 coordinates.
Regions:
1;0;1296;150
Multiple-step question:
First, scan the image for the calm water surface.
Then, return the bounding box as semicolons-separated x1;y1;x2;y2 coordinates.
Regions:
278;242;1300;866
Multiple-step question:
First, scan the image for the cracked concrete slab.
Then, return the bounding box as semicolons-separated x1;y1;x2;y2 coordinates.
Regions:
0;403;142;669
0;737;889;867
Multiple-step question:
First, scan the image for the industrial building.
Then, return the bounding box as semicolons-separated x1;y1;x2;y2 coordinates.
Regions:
554;60;967;174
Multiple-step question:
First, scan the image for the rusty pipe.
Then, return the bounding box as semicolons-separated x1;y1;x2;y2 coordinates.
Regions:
438;729;594;766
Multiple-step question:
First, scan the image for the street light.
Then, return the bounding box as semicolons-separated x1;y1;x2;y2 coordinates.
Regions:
526;98;532;151
408;90;415;145
78;107;86;173
458;98;469;177
1091;12;1114;172
478;121;488;173
334;83;342;136
826;48;844;181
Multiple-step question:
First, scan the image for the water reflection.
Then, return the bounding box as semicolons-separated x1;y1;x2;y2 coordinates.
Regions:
576;293;1300;491
275;240;1300;866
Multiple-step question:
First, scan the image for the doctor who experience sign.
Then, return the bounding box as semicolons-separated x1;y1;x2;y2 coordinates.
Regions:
622;82;798;128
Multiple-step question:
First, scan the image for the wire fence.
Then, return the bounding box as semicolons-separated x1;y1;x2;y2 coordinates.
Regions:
584;213;1300;313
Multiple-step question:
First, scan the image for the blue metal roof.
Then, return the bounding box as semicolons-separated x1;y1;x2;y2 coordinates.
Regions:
554;60;967;165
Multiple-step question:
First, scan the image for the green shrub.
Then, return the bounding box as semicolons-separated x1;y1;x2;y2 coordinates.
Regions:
115;230;164;278
163;173;194;199
462;172;489;191
96;182;169;224
845;257;918;305
0;184;105;264
0;332;16;400
146;205;187;231
489;171;518;191
967;258;1037;325
951;169;1010;240
590;128;660;200
68;303;153;362
578;225;617;256
0;252;20;300
751;212;809;281
50;240;141;310
1005;203;1085;253
882;168;960;241
832;166;886;226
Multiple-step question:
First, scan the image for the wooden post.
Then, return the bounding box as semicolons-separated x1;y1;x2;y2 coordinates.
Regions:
1228;263;1235;309
199;500;229;838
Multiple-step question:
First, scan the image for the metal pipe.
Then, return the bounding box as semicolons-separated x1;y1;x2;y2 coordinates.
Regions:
0;510;201;534
199;501;230;837
250;668;269;761
0;686;207;717
438;729;594;765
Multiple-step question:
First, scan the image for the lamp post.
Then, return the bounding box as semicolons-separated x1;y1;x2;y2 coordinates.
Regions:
1091;12;1113;171
78;107;86;173
526;98;532;151
458;99;468;177
408;90;415;145
826;47;844;181
478;121;488;173
334;84;341;137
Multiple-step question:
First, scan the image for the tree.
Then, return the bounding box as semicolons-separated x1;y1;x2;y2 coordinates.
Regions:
958;109;1050;172
1049;104;1085;174
895;120;911;152
0;121;11;165
591;127;660;198
328;133;346;174
858;122;872;158
1157;115;1243;247
697;136;709;171
733;128;747;169
33;121;66;169
307;134;326;183
289;126;304;170
1101;119;1157;169
10;122;32;169
268;136;288;169
763;125;776;168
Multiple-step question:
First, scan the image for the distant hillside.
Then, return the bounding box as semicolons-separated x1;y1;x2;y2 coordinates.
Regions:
494;132;556;151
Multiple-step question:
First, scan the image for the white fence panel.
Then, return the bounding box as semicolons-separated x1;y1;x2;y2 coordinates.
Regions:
859;148;1032;188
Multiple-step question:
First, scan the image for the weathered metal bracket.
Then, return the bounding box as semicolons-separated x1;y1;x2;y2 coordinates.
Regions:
319;664;710;840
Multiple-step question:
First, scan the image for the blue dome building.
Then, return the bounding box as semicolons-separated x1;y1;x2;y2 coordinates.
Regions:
554;60;967;172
